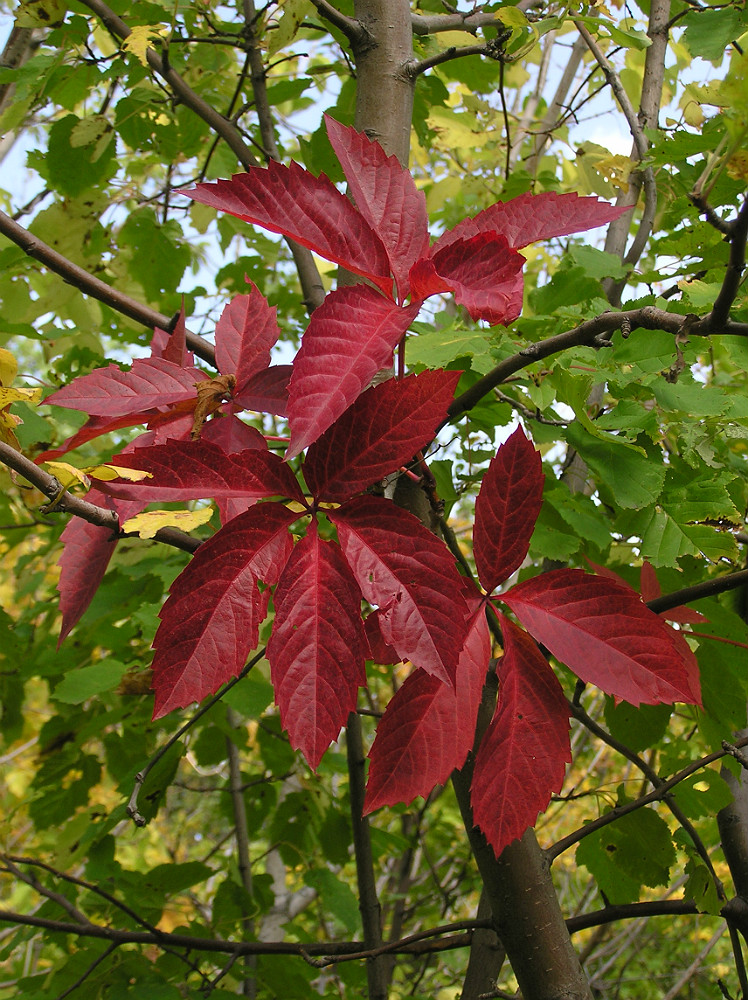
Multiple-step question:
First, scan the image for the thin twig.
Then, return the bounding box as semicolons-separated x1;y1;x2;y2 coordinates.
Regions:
127;648;267;826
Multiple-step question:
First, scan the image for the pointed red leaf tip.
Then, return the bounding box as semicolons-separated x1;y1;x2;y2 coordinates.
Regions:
214;284;280;394
502;568;702;706
151;304;194;368
286;286;420;458
411;233;525;325
152;502;296;718
267;523;368;770
324;116;430;301
96;439;305;504
305;369;461;502
328;496;471;686
473;426;544;594
186;160;392;293
471;615;571;857
44;357;204;418
364;584;490;813
433;191;629;255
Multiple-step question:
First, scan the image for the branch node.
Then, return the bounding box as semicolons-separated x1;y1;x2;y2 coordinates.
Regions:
722;741;748;770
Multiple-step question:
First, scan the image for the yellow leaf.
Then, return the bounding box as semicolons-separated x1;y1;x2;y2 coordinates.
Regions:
0;349;18;387
86;464;153;482
122;25;163;66
121;507;214;539
43;462;90;490
0;386;42;407
0;410;21;448
14;0;66;28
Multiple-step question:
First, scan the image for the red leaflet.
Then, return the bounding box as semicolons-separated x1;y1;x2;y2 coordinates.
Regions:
329;496;470;685
57;490;144;642
473;426;544;593
201;413;267;453
187;161;392;292
426;233;526;325
36;412;163;463
96;440;305;504
325;116;429;300
502;568;702;706
152;502;297;717
471;616;571;857
151;307;193;367
305;370;461;502
363;611;401;665
365;591;491;813
201;415;269;524
433;191;629;254
45;357;204;417
267;523;368;770
286;286;420;458
233;365;291;416
214;285;280;394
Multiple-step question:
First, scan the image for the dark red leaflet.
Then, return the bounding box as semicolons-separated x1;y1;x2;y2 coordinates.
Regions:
471;615;571;857
304;369;461;502
267;524;368;770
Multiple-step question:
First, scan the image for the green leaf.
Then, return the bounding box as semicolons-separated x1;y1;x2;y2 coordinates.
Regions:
304;868;360;933
565;423;666;509
576;806;676;904
45;114;117;196
604;700;673;754
53;658;128;703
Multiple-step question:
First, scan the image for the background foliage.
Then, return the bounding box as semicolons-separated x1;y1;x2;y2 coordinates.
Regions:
1;0;747;997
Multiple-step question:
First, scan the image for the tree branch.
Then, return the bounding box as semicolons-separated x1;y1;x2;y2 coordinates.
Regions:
445;305;748;424
0;442;201;555
309;0;363;42
406;43;488;79
708;194;748;329
0;909;484;958
346;711;388;1000
127;648;267;826
411;10;504;36
79;0;324;312
547;733;748;861
647;568;748;615
0;210;216;366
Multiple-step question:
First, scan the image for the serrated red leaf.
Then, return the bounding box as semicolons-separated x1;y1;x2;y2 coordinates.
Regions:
325;116;429;301
45;357;204;417
187;162;392;292
233;365;291;416
286;287;420;458
474;426;544;593
471;615;571;856
214;286;280;393
328;496;470;685
434;191;628;254
423;233;526;325
152;502;296;718
57;490;144;643
96;440;305;504
305;370;461;502
502;568;702;706
151;306;193;367
364;587;490;813
267;523;368;770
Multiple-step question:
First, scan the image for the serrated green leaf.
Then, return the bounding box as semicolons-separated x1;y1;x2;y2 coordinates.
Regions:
566;423;666;509
53;659;128;704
